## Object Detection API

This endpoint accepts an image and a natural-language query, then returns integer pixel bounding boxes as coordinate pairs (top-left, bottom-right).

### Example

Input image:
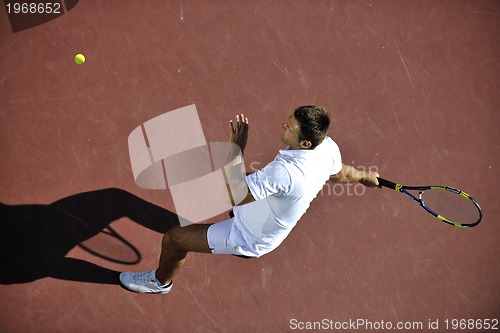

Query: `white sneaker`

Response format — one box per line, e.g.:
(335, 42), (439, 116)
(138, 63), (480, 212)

(119, 270), (173, 294)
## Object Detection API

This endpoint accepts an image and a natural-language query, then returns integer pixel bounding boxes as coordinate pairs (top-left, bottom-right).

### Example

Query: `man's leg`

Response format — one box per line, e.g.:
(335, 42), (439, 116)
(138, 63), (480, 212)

(120, 223), (212, 294)
(155, 224), (212, 284)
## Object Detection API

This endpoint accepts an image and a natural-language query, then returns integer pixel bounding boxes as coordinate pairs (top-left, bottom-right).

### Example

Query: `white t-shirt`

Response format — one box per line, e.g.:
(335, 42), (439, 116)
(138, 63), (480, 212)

(231, 136), (342, 256)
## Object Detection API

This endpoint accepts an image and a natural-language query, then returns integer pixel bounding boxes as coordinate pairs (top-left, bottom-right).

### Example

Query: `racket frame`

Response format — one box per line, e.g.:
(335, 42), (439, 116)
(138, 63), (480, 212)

(377, 177), (482, 228)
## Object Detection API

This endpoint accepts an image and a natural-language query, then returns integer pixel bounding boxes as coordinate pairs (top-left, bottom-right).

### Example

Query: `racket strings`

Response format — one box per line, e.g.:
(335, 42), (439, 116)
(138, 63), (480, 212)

(420, 189), (480, 224)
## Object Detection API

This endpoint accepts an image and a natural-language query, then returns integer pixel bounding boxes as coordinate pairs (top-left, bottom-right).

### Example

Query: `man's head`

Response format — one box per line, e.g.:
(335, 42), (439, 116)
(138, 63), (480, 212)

(281, 105), (330, 150)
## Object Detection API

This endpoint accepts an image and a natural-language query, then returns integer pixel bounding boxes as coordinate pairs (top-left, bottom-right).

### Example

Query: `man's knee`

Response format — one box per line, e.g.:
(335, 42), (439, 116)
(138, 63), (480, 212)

(162, 226), (183, 249)
(162, 224), (211, 253)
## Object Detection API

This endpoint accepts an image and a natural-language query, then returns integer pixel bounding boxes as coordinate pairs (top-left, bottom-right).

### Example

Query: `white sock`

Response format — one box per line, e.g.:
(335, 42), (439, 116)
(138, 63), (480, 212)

(155, 277), (171, 288)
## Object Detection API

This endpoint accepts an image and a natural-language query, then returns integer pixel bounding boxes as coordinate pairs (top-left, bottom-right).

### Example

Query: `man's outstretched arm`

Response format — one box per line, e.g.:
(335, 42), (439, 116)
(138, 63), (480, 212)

(225, 114), (255, 206)
(330, 163), (380, 187)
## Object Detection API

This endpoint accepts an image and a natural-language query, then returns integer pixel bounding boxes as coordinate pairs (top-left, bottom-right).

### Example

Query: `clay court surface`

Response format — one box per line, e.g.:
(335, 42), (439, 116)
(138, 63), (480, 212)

(1, 1), (499, 332)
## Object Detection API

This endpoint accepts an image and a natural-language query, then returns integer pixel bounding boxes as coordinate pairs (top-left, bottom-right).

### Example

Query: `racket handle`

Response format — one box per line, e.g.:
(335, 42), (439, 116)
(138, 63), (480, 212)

(377, 177), (398, 190)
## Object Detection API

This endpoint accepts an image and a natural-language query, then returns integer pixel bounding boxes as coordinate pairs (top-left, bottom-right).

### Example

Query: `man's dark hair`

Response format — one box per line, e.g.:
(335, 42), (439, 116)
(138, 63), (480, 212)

(294, 105), (330, 149)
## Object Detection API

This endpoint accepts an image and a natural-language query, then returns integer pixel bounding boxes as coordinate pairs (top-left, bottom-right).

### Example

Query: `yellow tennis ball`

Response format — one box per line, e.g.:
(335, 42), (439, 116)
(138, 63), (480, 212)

(74, 53), (85, 65)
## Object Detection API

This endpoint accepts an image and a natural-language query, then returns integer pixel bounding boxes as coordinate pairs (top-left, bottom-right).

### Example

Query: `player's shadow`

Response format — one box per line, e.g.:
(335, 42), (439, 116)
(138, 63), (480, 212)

(0, 188), (179, 285)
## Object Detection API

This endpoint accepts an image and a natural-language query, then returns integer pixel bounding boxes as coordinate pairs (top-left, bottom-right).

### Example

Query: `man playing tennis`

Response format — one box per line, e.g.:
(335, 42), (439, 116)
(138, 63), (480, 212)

(120, 105), (380, 294)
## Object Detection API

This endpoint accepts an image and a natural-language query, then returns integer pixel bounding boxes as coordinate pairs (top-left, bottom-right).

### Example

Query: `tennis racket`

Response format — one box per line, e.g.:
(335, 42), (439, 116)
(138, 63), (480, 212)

(377, 177), (482, 228)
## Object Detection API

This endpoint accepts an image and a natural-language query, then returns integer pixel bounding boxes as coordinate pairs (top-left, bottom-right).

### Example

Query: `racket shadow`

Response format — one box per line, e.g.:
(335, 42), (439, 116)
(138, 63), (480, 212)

(0, 188), (180, 285)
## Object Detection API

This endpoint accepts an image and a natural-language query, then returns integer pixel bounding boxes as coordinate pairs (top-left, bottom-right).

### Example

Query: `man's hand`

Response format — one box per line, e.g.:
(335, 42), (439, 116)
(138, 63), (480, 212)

(359, 170), (380, 187)
(229, 114), (249, 154)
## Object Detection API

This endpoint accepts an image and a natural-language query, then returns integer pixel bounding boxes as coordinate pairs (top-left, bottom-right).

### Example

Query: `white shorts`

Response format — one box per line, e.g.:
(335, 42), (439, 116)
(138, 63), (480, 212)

(207, 218), (279, 258)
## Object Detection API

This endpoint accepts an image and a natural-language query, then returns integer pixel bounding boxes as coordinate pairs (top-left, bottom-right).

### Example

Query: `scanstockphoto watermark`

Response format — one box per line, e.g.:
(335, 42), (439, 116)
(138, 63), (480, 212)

(289, 318), (424, 331)
(249, 162), (379, 197)
(320, 182), (368, 197)
(289, 318), (499, 331)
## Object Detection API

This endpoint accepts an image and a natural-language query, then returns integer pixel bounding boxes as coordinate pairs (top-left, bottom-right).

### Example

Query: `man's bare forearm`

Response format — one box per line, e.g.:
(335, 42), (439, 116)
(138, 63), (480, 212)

(330, 164), (380, 188)
(225, 114), (258, 205)
(330, 164), (365, 183)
